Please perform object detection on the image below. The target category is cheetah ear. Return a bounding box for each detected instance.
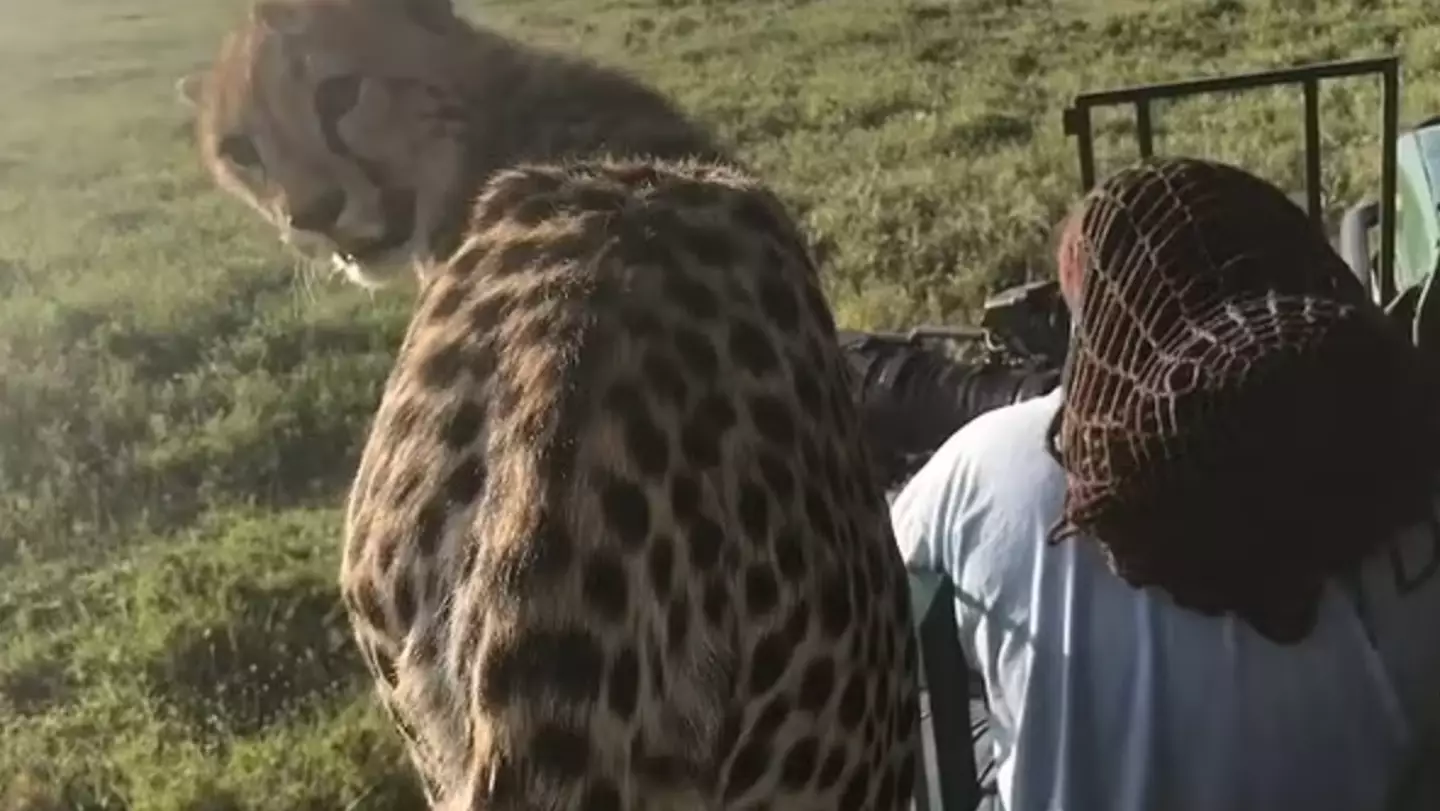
[175,73,205,109]
[251,0,313,35]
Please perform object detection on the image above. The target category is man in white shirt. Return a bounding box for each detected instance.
[891,156,1440,811]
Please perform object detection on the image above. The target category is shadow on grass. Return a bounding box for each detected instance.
[343,775,431,811]
[0,656,76,717]
[144,580,368,744]
[1,777,131,811]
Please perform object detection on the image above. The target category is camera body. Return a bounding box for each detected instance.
[978,279,1070,369]
[840,279,1069,493]
[890,279,1069,371]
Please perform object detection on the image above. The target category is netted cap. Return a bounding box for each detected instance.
[1052,156,1440,642]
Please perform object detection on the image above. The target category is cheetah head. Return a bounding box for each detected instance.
[177,0,475,289]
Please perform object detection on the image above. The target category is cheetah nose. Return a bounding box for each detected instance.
[288,189,346,234]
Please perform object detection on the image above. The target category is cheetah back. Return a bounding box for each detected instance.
[341,157,919,810]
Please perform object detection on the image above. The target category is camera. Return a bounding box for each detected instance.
[840,279,1068,493]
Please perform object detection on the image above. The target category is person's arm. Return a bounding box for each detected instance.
[890,425,995,684]
[890,427,972,579]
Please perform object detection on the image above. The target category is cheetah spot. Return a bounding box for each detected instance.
[798,657,836,714]
[748,395,796,447]
[687,516,724,571]
[531,723,594,779]
[759,277,801,330]
[581,550,630,622]
[673,328,719,378]
[607,644,641,721]
[728,319,779,375]
[1,655,77,717]
[780,735,820,789]
[477,627,605,710]
[598,474,651,548]
[743,564,779,619]
[747,629,792,695]
[663,270,721,320]
[723,735,772,803]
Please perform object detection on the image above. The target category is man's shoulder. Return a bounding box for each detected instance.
[894,386,1065,525]
[933,385,1064,465]
[971,385,1064,431]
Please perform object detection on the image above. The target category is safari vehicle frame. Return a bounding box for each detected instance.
[1063,56,1402,301]
[907,56,1408,811]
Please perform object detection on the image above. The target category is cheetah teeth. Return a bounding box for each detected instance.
[331,252,359,276]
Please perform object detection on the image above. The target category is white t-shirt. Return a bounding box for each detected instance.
[891,387,1440,811]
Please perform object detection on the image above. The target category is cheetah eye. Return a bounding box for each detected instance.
[218,133,262,169]
[315,74,362,124]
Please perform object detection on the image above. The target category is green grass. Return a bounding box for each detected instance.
[3,0,1439,806]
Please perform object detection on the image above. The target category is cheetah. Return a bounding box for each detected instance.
[175,0,732,290]
[329,158,921,809]
[180,3,921,807]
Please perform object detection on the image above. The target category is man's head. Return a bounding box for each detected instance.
[1050,156,1439,643]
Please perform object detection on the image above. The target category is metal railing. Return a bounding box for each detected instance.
[1061,56,1402,302]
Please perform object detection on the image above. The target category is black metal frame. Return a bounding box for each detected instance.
[910,572,981,811]
[1061,56,1402,302]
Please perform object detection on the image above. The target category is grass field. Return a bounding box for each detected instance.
[3,0,1440,807]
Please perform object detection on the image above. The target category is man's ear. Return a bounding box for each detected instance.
[175,73,205,109]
